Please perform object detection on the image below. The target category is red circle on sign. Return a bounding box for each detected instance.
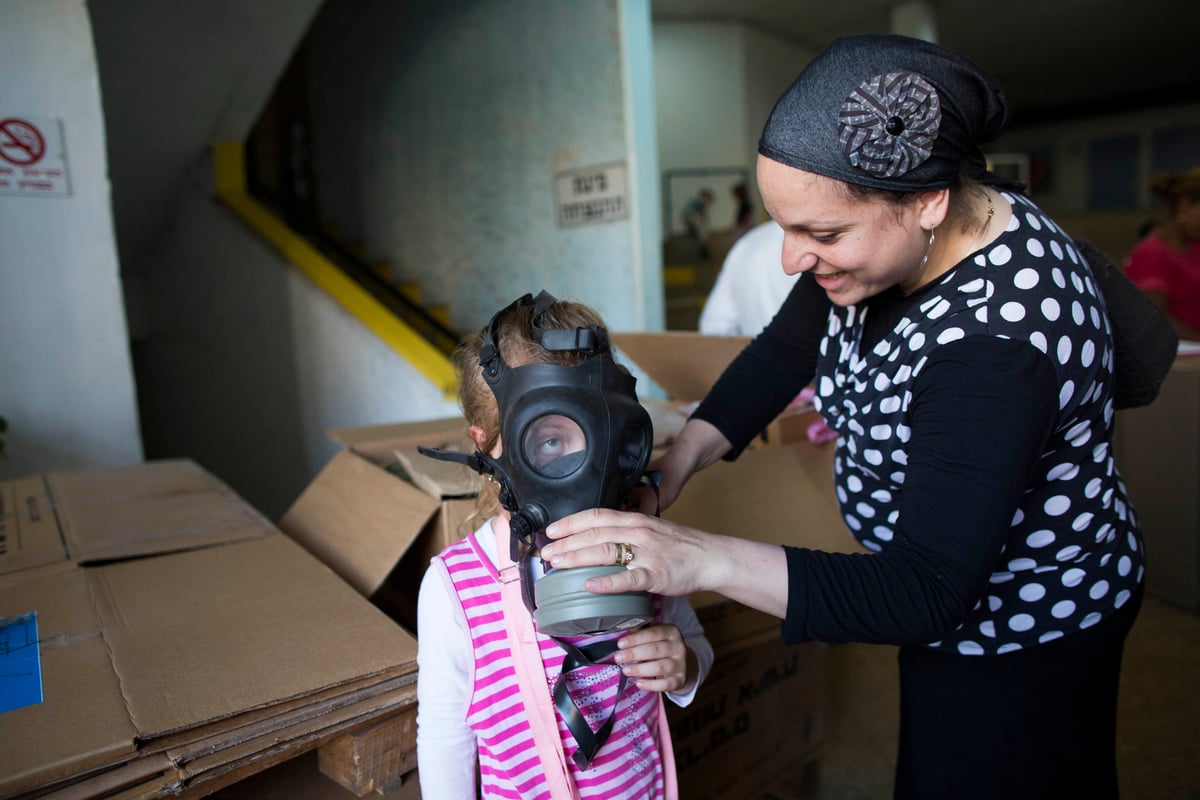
[0,119,46,166]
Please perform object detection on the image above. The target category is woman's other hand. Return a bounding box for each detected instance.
[542,508,790,619]
[645,418,733,514]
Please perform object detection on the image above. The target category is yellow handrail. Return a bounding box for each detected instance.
[212,141,457,399]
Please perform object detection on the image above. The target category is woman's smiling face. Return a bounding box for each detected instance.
[757,155,932,305]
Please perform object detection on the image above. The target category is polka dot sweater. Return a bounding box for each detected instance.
[693,191,1145,656]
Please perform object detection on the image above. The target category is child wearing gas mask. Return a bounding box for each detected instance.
[415,291,712,800]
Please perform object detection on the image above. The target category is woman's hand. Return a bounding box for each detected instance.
[543,509,713,597]
[542,507,791,619]
[614,623,695,694]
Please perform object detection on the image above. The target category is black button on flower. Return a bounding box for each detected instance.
[838,71,941,179]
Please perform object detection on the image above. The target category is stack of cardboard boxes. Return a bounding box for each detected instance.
[0,461,420,799]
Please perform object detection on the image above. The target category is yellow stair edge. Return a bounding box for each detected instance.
[396,282,422,303]
[663,264,697,287]
[212,141,456,399]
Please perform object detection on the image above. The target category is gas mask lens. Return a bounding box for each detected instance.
[523,415,587,477]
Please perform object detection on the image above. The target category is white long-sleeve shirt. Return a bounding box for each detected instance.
[699,220,798,337]
[416,518,714,798]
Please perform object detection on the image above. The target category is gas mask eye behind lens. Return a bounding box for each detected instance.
[523,414,587,477]
[419,290,654,637]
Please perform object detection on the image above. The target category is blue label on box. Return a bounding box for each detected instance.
[1,612,43,714]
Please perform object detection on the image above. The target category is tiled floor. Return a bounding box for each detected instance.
[760,594,1200,800]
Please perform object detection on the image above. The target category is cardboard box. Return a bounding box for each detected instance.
[280,417,482,633]
[644,384,859,798]
[0,460,419,798]
[663,441,861,652]
[612,331,820,447]
[666,638,827,800]
[1114,356,1200,612]
[0,459,273,576]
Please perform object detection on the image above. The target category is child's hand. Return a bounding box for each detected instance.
[613,623,694,694]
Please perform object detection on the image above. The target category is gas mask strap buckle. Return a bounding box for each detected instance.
[416,445,493,478]
[536,326,603,354]
[479,292,536,383]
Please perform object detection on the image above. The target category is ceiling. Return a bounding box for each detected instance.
[650,0,1200,128]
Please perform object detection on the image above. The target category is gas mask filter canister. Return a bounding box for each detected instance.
[420,291,654,637]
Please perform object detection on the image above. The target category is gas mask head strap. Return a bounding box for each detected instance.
[479,290,606,385]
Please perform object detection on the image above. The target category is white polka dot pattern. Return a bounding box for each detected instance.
[813,192,1145,655]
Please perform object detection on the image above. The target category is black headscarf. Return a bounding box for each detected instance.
[759,34,1010,191]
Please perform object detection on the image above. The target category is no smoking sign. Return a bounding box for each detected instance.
[0,116,71,197]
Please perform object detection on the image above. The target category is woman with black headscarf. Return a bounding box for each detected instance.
[542,35,1146,798]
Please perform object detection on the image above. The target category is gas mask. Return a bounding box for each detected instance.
[420,290,654,637]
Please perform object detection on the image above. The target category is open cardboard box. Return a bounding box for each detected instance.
[612,331,822,447]
[279,417,483,634]
[662,440,859,650]
[0,460,418,798]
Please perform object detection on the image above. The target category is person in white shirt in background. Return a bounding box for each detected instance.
[698,220,798,336]
[699,220,833,443]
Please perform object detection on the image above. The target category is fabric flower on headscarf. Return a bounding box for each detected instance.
[838,71,941,179]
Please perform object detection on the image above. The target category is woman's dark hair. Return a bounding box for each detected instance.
[838,164,990,234]
[1151,168,1200,211]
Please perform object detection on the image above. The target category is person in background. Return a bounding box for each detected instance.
[1124,167,1200,341]
[415,292,711,799]
[699,220,797,337]
[543,34,1144,800]
[730,182,754,242]
[681,187,714,259]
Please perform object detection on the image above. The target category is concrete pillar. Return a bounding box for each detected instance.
[890,1,938,43]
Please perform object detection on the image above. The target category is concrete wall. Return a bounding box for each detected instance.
[741,26,816,215]
[992,102,1200,216]
[988,102,1200,265]
[306,0,663,335]
[88,0,326,273]
[652,21,813,236]
[81,0,659,517]
[0,0,142,479]
[132,172,461,518]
